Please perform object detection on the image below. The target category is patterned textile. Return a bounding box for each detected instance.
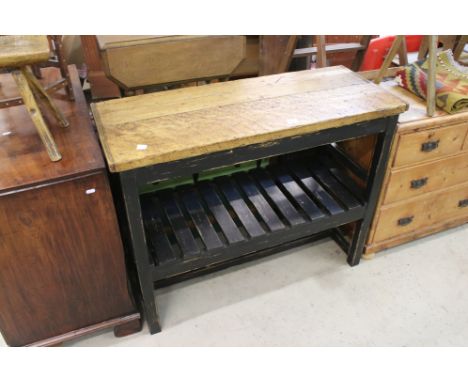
[395,50,468,114]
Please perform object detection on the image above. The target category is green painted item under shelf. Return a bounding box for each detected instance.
[140,158,269,194]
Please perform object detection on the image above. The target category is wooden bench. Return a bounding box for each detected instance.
[92,66,407,333]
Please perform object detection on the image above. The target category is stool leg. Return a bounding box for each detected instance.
[22,67,70,128]
[12,69,62,162]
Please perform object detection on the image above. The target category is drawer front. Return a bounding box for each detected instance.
[384,152,468,204]
[374,182,468,242]
[394,123,468,167]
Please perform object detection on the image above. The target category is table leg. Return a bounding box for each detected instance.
[347,116,398,266]
[120,171,161,334]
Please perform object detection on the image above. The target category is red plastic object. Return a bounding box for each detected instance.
[359,35,423,71]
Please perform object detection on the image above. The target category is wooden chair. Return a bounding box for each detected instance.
[0,35,69,161]
[32,35,75,100]
[292,35,373,70]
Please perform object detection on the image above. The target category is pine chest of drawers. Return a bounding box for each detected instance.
[344,81,468,254]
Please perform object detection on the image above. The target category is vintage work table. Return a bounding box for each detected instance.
[92,66,407,333]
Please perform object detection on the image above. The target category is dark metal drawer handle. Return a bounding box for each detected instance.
[421,140,440,152]
[398,216,414,226]
[410,177,428,189]
[459,199,468,208]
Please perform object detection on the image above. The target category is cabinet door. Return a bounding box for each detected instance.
[0,173,135,346]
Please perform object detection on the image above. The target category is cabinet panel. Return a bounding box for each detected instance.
[0,173,135,346]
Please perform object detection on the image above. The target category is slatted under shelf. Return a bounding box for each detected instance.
[141,148,366,281]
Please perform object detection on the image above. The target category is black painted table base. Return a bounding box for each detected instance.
[117,116,398,334]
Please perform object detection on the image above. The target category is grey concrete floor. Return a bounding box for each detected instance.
[1,224,467,346]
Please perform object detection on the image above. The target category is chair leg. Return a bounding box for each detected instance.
[22,66,69,128]
[315,35,327,68]
[12,69,62,162]
[50,35,75,101]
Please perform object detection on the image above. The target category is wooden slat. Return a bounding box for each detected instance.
[233,172,285,232]
[358,66,404,81]
[318,155,365,201]
[293,43,365,58]
[95,68,362,126]
[216,177,265,238]
[180,187,224,251]
[289,163,344,215]
[272,167,325,220]
[92,66,408,172]
[307,162,360,210]
[198,182,245,244]
[141,198,178,264]
[252,169,305,226]
[159,193,200,258]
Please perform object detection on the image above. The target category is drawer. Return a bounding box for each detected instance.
[393,123,468,167]
[373,182,468,243]
[384,152,468,204]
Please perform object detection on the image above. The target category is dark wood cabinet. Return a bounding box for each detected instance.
[0,66,140,346]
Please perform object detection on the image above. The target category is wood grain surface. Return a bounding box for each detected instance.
[0,173,137,346]
[393,122,468,167]
[0,66,138,346]
[99,35,246,89]
[373,180,468,242]
[92,66,408,172]
[0,35,50,67]
[380,80,446,123]
[0,66,104,194]
[259,36,297,75]
[384,151,468,204]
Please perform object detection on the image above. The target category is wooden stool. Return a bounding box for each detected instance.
[0,35,69,161]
